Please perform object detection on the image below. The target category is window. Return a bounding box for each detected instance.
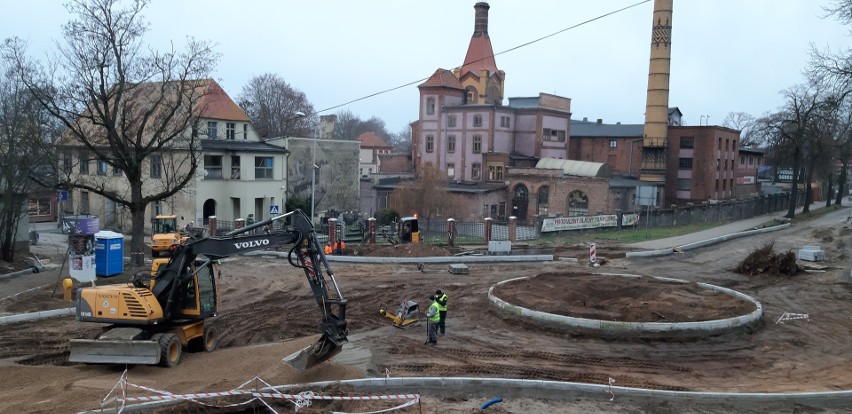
[447,163,455,178]
[500,116,510,128]
[487,163,503,181]
[725,139,729,150]
[113,164,121,176]
[243,124,248,140]
[231,155,241,179]
[426,135,434,153]
[226,122,236,140]
[207,121,218,139]
[255,156,273,179]
[740,155,745,165]
[473,135,482,153]
[62,152,72,173]
[609,140,617,148]
[150,155,162,178]
[97,159,107,176]
[204,155,223,179]
[498,201,506,218]
[678,158,693,169]
[81,191,90,214]
[718,137,722,150]
[567,190,588,216]
[152,200,161,217]
[426,97,435,115]
[537,186,550,216]
[465,87,477,104]
[447,136,456,153]
[471,162,481,180]
[542,128,566,142]
[473,115,482,127]
[447,115,456,127]
[677,179,692,191]
[680,136,694,148]
[79,152,89,174]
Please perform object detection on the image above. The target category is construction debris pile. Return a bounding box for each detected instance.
[735,242,799,277]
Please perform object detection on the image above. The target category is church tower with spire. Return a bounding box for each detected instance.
[453,2,505,105]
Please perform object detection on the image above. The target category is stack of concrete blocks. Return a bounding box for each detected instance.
[797,245,825,262]
[448,264,469,275]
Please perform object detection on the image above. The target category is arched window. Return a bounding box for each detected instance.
[537,186,549,216]
[465,86,478,104]
[512,184,529,222]
[567,190,588,216]
[202,199,217,224]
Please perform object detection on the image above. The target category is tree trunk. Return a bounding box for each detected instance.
[129,183,147,266]
[785,147,800,219]
[826,171,833,208]
[835,160,848,206]
[803,163,813,214]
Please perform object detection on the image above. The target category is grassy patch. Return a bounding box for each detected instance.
[791,203,848,223]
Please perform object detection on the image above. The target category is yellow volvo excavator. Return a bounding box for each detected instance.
[69,209,348,370]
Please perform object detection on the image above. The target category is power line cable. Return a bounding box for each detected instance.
[315,0,651,115]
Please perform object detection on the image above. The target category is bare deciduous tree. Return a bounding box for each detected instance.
[4,0,218,265]
[237,73,314,139]
[0,57,56,261]
[332,109,392,142]
[389,126,412,153]
[389,163,463,220]
[722,111,760,147]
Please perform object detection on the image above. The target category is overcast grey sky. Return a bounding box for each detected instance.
[2,1,849,134]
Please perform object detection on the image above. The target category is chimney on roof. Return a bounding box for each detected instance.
[583,117,588,122]
[473,2,490,38]
[596,118,603,125]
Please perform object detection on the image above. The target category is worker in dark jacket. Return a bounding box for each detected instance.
[435,289,448,335]
[425,295,440,345]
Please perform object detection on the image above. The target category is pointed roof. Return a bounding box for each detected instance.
[419,69,464,90]
[199,79,251,122]
[460,2,498,76]
[357,131,392,148]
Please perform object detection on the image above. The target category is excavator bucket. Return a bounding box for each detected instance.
[282,334,343,370]
[69,339,160,365]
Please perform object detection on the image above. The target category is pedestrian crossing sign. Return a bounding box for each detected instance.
[269,205,280,215]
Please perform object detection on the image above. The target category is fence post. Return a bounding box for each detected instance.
[208,216,217,237]
[484,217,493,242]
[368,218,376,246]
[508,216,517,243]
[447,218,456,247]
[328,218,337,250]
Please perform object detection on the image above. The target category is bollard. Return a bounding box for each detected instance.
[368,217,376,246]
[63,278,74,302]
[447,218,456,247]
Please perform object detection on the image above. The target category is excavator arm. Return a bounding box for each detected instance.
[167,210,348,368]
[74,209,347,370]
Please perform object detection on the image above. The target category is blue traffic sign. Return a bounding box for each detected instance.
[269,205,280,215]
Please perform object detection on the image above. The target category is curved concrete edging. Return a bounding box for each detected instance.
[244,250,553,264]
[626,223,790,258]
[80,376,852,413]
[488,273,762,336]
[0,307,75,325]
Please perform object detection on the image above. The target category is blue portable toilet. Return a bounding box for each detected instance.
[95,231,124,277]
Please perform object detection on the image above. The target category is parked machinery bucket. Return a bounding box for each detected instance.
[68,339,160,365]
[282,334,343,371]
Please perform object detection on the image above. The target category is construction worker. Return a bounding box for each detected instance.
[324,243,333,255]
[424,295,440,345]
[335,239,346,255]
[435,289,448,335]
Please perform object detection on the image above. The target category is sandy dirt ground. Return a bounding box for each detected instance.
[1,210,851,413]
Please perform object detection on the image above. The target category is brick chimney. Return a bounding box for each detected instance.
[473,2,490,38]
